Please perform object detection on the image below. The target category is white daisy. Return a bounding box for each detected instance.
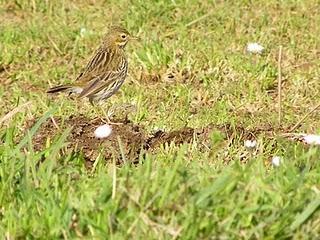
[302,134,320,145]
[272,156,281,167]
[80,27,87,37]
[247,42,264,54]
[244,140,257,148]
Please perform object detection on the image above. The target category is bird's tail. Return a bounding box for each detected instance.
[47,85,72,94]
[47,85,83,94]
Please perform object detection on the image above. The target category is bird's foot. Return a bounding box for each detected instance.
[99,116,123,125]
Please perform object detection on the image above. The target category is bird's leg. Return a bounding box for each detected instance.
[100,106,123,125]
[89,99,107,123]
[91,99,123,125]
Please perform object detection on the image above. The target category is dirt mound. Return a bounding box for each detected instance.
[31,115,276,165]
[33,115,145,164]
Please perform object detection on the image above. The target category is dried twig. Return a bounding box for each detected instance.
[112,158,117,200]
[0,101,32,126]
[139,212,182,238]
[117,136,127,163]
[186,11,214,27]
[50,116,60,130]
[290,102,320,132]
[278,46,283,127]
[47,35,63,55]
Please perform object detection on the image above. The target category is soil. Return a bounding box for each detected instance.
[30,115,277,166]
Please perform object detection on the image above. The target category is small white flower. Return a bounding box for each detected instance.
[244,140,257,148]
[94,124,112,139]
[80,27,87,37]
[272,156,281,167]
[247,42,264,54]
[302,134,320,145]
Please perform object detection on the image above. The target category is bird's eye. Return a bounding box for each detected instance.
[121,34,127,39]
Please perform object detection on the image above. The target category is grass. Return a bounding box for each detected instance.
[1,0,320,238]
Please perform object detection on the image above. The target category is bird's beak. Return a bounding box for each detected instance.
[130,36,140,41]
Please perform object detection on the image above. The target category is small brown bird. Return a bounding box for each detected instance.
[47,26,137,104]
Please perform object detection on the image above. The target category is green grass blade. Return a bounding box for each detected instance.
[15,109,55,152]
[196,170,236,206]
[290,196,320,231]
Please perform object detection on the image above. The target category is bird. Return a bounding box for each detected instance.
[47,25,138,105]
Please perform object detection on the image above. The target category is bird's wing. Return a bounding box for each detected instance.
[76,47,113,81]
[78,71,123,99]
[75,46,127,99]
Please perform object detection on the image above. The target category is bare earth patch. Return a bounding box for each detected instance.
[31,115,278,166]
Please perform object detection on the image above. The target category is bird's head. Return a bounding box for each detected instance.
[104,26,138,49]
